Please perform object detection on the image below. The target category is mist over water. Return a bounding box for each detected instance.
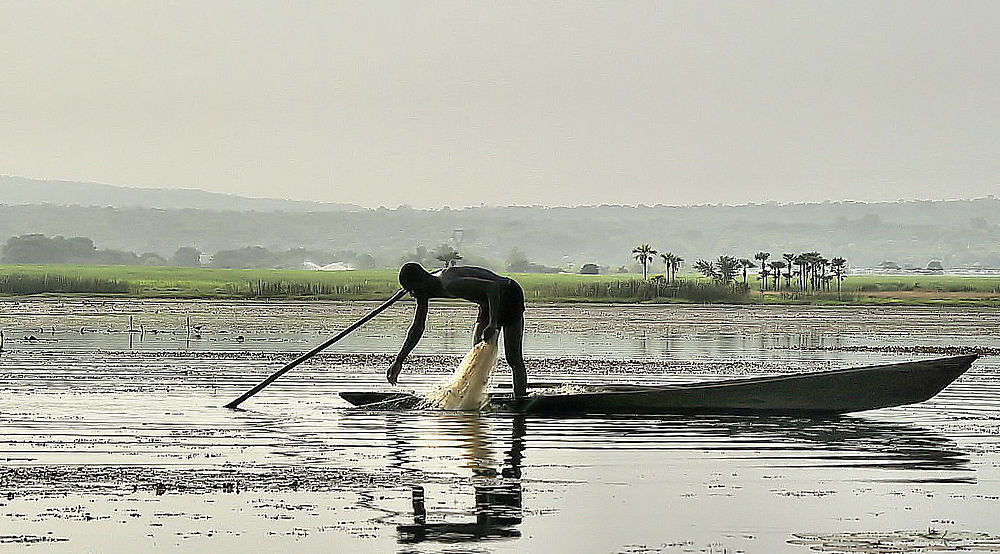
[1,299,999,552]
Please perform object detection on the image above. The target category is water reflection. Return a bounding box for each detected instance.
[730,416,971,475]
[396,415,526,545]
[368,410,971,547]
[522,414,972,477]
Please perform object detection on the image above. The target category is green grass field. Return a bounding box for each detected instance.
[838,274,1000,293]
[0,265,402,299]
[1,264,999,305]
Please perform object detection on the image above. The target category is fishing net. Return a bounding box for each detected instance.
[424,338,500,411]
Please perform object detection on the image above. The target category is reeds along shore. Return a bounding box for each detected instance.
[0,265,999,305]
[0,272,129,295]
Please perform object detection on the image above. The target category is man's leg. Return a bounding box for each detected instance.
[503,315,527,398]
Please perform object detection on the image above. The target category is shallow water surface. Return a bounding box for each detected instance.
[1,299,999,552]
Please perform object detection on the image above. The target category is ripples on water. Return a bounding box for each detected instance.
[1,299,1000,552]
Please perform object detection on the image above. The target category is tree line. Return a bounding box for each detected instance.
[0,234,842,297]
[632,244,849,298]
[747,251,848,296]
[0,234,201,267]
[0,234,372,270]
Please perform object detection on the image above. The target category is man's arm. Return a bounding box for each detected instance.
[387,297,428,385]
[483,281,500,341]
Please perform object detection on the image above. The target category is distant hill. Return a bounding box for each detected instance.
[1,195,999,270]
[0,176,362,212]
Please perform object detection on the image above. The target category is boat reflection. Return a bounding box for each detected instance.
[509,413,972,478]
[396,415,526,544]
[621,414,972,475]
[722,415,972,474]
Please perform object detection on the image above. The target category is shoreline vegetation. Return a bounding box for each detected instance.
[2,265,1000,306]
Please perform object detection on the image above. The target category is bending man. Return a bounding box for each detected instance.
[387,262,527,398]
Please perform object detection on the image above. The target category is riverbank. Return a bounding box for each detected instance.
[1,264,999,306]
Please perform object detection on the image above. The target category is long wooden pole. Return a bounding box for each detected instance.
[224,288,408,409]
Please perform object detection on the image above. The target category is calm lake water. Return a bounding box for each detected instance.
[1,299,999,553]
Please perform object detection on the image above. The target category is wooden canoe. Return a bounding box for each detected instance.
[339,354,978,415]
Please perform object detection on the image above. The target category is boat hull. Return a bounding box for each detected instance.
[340,355,978,416]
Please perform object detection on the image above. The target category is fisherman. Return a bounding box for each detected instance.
[387,262,527,398]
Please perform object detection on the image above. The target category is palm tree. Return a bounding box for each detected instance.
[818,256,830,291]
[632,244,658,280]
[754,252,770,291]
[769,261,786,290]
[831,257,847,298]
[738,258,754,285]
[660,252,684,282]
[793,254,807,290]
[693,259,718,281]
[802,251,822,291]
[782,253,795,288]
[671,255,684,282]
[716,255,739,284]
[660,252,677,281]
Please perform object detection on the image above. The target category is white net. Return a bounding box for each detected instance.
[424,339,500,411]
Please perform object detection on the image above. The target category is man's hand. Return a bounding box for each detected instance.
[387,362,403,385]
[481,325,498,344]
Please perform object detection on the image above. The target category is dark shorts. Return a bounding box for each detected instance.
[499,279,525,326]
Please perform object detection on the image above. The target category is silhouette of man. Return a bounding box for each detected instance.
[398,415,527,544]
[387,262,527,398]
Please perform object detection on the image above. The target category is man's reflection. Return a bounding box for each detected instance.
[398,415,526,544]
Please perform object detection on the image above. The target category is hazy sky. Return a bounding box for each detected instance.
[2,1,997,208]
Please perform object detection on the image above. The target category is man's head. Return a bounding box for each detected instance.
[399,262,437,295]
